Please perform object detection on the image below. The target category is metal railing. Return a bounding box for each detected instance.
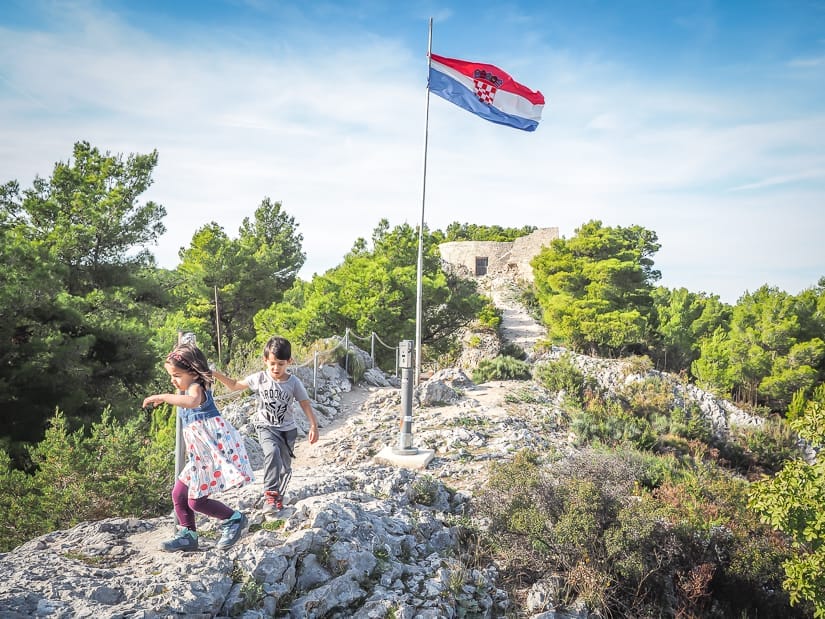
[211,328,400,402]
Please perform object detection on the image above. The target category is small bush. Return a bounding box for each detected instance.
[434,336,463,369]
[0,407,174,552]
[621,354,654,377]
[572,395,657,450]
[477,300,502,330]
[533,354,594,405]
[519,287,542,322]
[619,376,674,418]
[500,342,527,360]
[668,404,714,443]
[330,346,366,382]
[472,355,531,383]
[732,415,802,473]
[410,475,440,506]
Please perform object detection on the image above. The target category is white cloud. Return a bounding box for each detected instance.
[1,3,823,305]
[789,55,825,68]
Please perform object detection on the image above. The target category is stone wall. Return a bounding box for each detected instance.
[511,228,559,281]
[438,240,512,277]
[438,227,559,282]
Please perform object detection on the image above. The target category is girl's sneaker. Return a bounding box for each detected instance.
[217,511,248,550]
[161,527,198,552]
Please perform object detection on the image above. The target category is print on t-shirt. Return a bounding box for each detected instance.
[261,387,292,425]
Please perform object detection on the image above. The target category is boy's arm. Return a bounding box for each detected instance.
[212,368,249,392]
[299,399,319,444]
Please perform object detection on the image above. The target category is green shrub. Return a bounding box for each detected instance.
[621,354,654,377]
[330,345,366,382]
[572,395,657,450]
[472,355,531,383]
[499,342,527,360]
[519,287,542,323]
[732,415,802,473]
[433,336,462,369]
[533,354,593,404]
[0,449,44,551]
[749,400,825,617]
[668,404,714,443]
[410,475,439,506]
[477,300,502,330]
[619,376,674,418]
[786,387,809,423]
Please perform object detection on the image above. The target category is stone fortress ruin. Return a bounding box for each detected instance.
[438,227,559,282]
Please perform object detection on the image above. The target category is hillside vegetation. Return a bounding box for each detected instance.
[1,142,824,616]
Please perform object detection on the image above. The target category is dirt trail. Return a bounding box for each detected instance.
[292,383,375,468]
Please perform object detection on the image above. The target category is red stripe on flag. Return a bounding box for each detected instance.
[430,53,544,105]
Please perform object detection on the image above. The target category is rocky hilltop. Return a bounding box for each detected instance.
[0,277,770,619]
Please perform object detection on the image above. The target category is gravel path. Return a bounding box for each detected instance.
[482,275,546,354]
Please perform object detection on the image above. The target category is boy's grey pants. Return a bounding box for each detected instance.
[257,426,298,496]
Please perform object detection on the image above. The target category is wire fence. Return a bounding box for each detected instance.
[213,328,400,402]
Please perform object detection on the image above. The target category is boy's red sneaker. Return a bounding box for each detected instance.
[263,490,282,515]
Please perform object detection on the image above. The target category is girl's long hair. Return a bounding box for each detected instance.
[166,343,214,390]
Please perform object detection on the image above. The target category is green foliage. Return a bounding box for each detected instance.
[694,285,825,412]
[651,286,731,374]
[0,142,169,453]
[0,448,42,550]
[788,388,810,423]
[691,327,736,396]
[621,354,654,377]
[531,220,661,356]
[619,376,674,419]
[533,355,588,402]
[572,394,658,450]
[176,198,305,365]
[788,384,825,424]
[442,222,537,242]
[410,475,439,506]
[519,286,543,323]
[0,407,174,552]
[731,415,802,473]
[472,355,532,383]
[749,399,825,617]
[476,300,501,330]
[499,342,526,361]
[9,141,166,292]
[667,404,714,444]
[332,345,366,383]
[255,220,486,368]
[481,448,799,617]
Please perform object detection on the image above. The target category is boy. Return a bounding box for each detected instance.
[213,336,318,516]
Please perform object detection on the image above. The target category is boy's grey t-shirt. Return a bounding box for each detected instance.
[244,372,309,430]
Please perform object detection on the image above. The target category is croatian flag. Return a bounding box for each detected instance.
[428,53,544,132]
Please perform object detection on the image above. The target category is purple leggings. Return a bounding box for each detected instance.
[172,480,234,531]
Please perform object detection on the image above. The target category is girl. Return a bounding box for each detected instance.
[143,343,254,552]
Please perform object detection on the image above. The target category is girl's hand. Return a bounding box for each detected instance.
[142,394,165,408]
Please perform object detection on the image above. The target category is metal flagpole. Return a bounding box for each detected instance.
[214,286,222,364]
[414,17,434,386]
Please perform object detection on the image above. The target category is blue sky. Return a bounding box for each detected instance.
[1,0,823,304]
